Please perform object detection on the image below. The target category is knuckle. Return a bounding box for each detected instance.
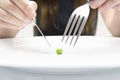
[0,8,8,19]
[0,20,5,25]
[24,4,32,11]
[4,1,14,10]
[112,0,120,4]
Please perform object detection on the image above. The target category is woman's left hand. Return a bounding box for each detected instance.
[90,0,120,12]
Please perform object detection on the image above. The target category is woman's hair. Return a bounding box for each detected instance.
[34,0,97,35]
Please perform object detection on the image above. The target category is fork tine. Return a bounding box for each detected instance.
[65,14,79,43]
[62,14,76,42]
[73,17,87,46]
[62,0,91,46]
[70,16,83,45]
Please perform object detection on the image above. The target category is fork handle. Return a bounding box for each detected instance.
[88,0,93,4]
[88,0,93,1]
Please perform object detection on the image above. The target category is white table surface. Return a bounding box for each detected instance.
[0,36,120,80]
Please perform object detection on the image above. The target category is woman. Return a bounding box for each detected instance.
[34,0,97,36]
[0,0,120,38]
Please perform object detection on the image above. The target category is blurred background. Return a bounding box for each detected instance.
[16,12,112,38]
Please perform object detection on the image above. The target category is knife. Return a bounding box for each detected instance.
[32,19,51,47]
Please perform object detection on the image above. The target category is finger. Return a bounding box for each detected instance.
[99,0,120,11]
[0,8,28,27]
[26,1,38,18]
[0,0,31,23]
[90,0,107,9]
[29,1,38,11]
[11,0,37,18]
[0,20,22,30]
[113,4,120,11]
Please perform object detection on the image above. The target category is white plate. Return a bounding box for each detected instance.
[0,36,120,73]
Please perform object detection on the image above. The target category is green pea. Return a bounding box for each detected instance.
[56,48,63,55]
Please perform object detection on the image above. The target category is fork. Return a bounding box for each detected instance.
[62,0,92,47]
[32,19,51,47]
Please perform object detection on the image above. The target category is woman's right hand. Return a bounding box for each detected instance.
[0,0,37,30]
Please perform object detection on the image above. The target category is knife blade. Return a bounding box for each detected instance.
[32,19,51,47]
